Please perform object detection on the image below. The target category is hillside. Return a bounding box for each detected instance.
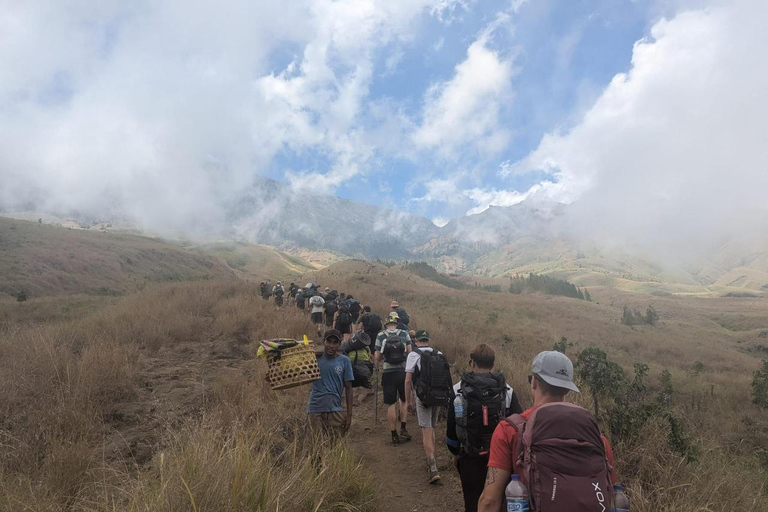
[0,217,236,297]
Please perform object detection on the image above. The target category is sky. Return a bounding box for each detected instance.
[1,0,767,248]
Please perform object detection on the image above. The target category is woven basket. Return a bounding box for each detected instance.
[267,342,321,391]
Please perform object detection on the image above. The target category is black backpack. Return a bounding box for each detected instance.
[393,307,409,324]
[336,304,353,325]
[414,348,452,407]
[456,372,507,456]
[382,332,406,364]
[324,301,338,316]
[274,286,284,297]
[361,313,383,336]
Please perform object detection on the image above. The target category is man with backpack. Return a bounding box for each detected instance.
[324,297,338,328]
[358,306,383,344]
[295,288,306,311]
[346,295,362,324]
[478,351,616,512]
[272,281,285,307]
[405,330,453,484]
[446,344,523,512]
[309,293,325,332]
[374,313,413,445]
[390,300,410,331]
[334,299,355,341]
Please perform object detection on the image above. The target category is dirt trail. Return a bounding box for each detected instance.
[105,332,466,511]
[348,391,465,512]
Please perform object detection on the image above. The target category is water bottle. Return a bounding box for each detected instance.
[505,474,529,512]
[454,393,465,420]
[612,484,630,512]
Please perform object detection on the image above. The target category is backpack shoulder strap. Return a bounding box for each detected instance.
[505,414,528,474]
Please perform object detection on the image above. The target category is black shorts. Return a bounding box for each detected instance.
[311,312,323,324]
[381,370,406,405]
[335,322,351,334]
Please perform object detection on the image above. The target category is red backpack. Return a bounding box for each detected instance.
[506,402,614,512]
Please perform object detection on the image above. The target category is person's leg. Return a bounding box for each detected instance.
[457,455,488,512]
[395,371,410,440]
[382,372,400,444]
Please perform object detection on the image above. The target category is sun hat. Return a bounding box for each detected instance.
[531,351,580,393]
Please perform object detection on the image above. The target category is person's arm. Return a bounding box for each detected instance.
[478,422,515,512]
[405,371,415,414]
[477,466,511,512]
[507,389,524,415]
[446,386,460,457]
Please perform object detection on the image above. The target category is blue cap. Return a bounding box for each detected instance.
[510,475,520,480]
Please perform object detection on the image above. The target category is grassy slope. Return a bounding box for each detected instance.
[193,241,319,283]
[0,218,237,297]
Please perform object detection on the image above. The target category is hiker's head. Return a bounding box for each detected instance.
[390,300,399,309]
[470,344,495,370]
[414,330,430,345]
[323,329,343,357]
[347,295,354,300]
[529,351,579,402]
[385,313,399,330]
[325,287,330,292]
[363,305,371,313]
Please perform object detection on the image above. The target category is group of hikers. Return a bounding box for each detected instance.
[270,281,624,512]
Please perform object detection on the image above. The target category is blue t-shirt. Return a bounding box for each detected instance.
[307,354,354,413]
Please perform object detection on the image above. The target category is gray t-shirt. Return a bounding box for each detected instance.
[374,329,412,373]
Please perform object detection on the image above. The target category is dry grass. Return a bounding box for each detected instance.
[1,258,767,511]
[0,217,235,297]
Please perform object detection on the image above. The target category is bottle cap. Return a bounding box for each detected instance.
[614,484,625,490]
[510,474,520,481]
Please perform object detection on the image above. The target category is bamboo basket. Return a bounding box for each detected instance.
[267,341,321,391]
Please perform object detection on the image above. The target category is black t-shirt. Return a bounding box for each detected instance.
[360,313,382,337]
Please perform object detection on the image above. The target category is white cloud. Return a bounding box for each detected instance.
[0,0,464,234]
[432,216,450,227]
[412,37,513,158]
[508,0,768,253]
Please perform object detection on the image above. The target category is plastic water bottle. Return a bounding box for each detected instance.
[505,474,529,512]
[454,393,465,420]
[612,484,630,512]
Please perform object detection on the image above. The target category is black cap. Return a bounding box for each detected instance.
[323,329,342,341]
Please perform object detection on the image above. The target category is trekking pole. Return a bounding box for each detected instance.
[374,366,379,426]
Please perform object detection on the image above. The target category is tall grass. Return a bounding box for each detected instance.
[0,280,371,512]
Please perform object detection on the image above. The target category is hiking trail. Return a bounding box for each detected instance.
[105,332,465,511]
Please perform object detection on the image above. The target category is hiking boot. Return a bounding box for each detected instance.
[427,458,441,485]
[399,428,412,442]
[391,432,400,445]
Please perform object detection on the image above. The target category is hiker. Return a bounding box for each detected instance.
[288,282,298,299]
[390,300,410,331]
[307,329,354,435]
[261,280,272,300]
[272,281,285,307]
[324,296,338,328]
[358,306,383,345]
[373,313,413,445]
[334,298,355,342]
[477,351,616,512]
[309,293,325,331]
[346,295,362,325]
[342,330,373,390]
[446,344,523,512]
[296,288,306,311]
[322,286,331,299]
[405,330,453,484]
